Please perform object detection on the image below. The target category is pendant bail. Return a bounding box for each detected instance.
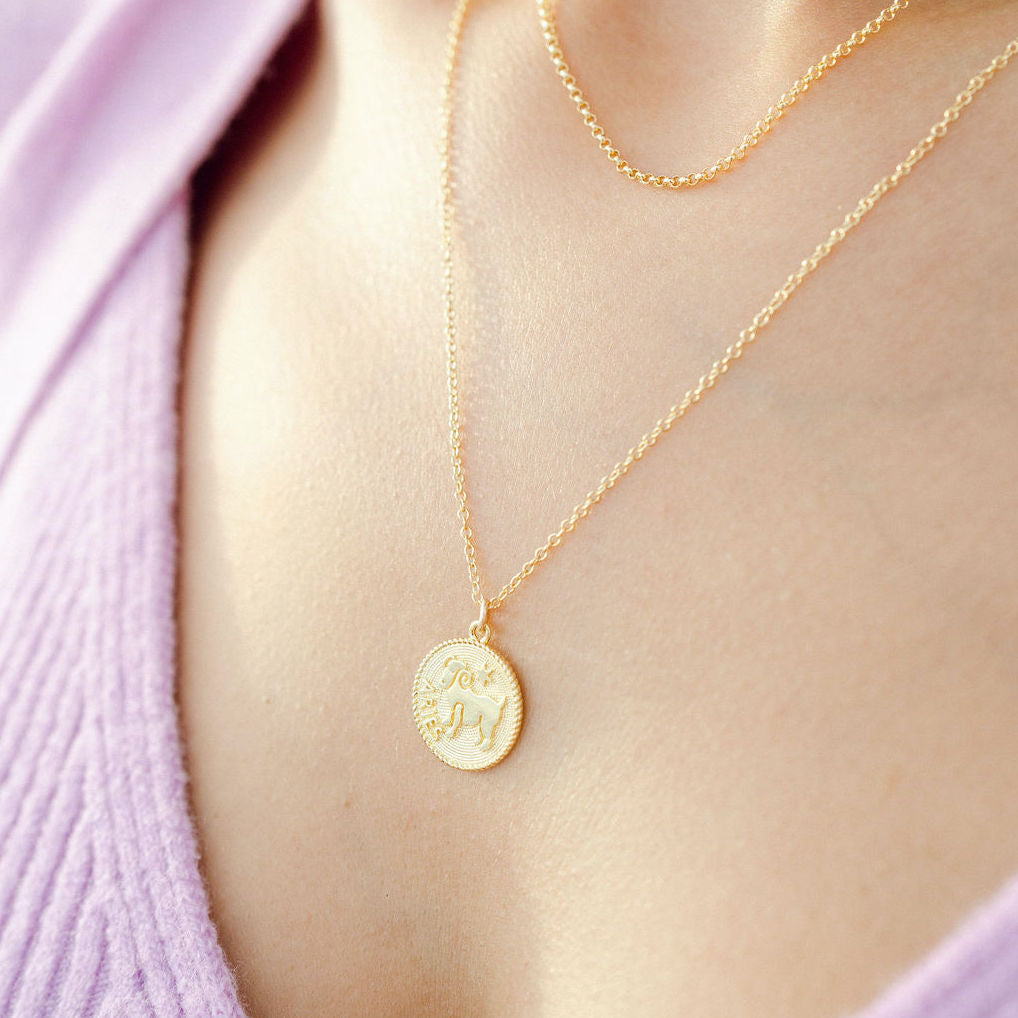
[469,599,490,644]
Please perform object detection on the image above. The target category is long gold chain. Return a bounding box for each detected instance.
[538,0,910,188]
[441,0,1017,618]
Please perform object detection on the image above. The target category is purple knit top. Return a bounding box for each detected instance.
[0,2,1017,1015]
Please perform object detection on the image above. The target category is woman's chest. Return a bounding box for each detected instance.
[176,35,1018,1008]
[177,188,1018,1018]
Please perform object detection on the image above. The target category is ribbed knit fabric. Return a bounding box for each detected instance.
[0,2,1017,1016]
[0,2,306,1015]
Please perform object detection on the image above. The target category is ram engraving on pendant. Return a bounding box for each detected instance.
[436,656,506,751]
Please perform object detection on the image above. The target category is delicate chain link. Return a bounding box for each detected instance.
[441,0,1018,614]
[441,0,484,610]
[538,0,910,188]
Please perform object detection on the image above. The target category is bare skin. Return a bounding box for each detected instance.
[177,2,1018,1016]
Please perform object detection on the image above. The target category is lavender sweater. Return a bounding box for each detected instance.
[1,1,1017,1015]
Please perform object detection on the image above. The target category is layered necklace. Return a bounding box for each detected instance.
[411,0,1018,770]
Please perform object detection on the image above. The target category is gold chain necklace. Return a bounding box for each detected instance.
[411,0,1018,771]
[538,0,910,188]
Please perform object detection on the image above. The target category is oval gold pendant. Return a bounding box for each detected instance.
[412,637,523,770]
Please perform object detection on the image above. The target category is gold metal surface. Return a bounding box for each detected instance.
[413,638,523,770]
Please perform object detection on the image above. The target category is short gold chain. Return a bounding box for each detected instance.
[441,0,1017,615]
[538,0,910,188]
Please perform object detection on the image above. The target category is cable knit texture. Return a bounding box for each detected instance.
[0,1,1017,1015]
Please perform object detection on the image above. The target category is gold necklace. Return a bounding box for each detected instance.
[538,0,911,188]
[411,0,1018,771]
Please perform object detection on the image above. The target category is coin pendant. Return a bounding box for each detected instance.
[412,637,523,770]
